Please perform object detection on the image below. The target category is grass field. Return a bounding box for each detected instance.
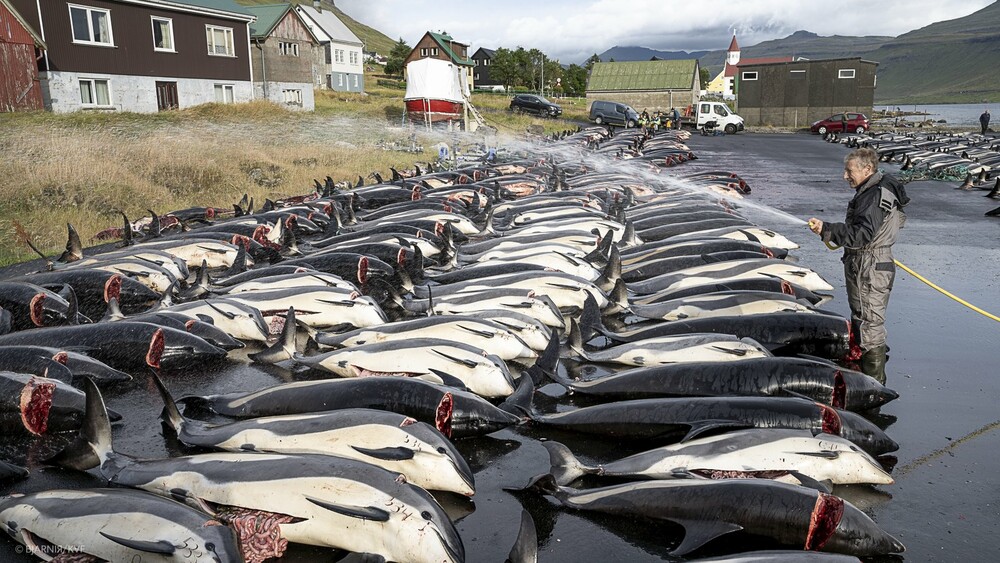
[0,82,584,267]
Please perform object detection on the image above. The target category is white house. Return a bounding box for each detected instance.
[294,3,363,92]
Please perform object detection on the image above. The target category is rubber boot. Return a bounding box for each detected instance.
[861,345,888,386]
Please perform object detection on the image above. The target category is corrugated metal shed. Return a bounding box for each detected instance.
[588,60,697,91]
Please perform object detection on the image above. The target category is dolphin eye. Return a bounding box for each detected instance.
[205,542,215,551]
[437,447,447,454]
[421,511,432,520]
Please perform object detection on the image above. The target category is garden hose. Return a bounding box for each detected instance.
[819,239,1000,323]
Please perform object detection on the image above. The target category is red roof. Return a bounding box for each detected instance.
[724,56,794,77]
[728,35,739,52]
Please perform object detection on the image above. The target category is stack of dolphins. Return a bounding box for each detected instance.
[0,124,905,562]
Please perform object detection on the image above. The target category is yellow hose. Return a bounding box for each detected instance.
[821,240,1000,323]
[892,259,1000,323]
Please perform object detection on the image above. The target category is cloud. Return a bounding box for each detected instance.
[337,0,994,63]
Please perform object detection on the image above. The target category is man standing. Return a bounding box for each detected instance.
[980,109,991,135]
[808,148,910,384]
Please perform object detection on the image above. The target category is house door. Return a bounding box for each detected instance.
[155,81,178,111]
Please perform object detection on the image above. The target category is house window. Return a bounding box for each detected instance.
[214,84,235,104]
[334,49,344,63]
[69,4,113,46]
[838,69,856,79]
[350,51,358,65]
[151,17,174,52]
[79,78,111,107]
[206,25,234,56]
[484,58,490,66]
[789,69,806,79]
[475,73,480,80]
[353,75,359,88]
[431,47,438,56]
[741,71,758,81]
[279,42,299,56]
[420,48,427,57]
[282,89,302,105]
[338,74,343,87]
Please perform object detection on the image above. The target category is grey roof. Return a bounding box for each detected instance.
[473,47,495,59]
[294,4,362,46]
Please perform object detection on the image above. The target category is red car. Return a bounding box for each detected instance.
[810,112,870,134]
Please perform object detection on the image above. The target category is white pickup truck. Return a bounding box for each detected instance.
[681,101,745,134]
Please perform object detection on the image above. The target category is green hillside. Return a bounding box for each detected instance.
[862,1,1000,103]
[235,0,396,55]
[698,31,892,77]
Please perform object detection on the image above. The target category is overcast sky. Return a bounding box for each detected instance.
[336,0,994,63]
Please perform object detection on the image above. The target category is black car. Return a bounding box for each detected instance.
[509,94,562,117]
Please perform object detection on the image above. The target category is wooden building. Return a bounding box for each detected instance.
[8,0,255,112]
[586,60,701,113]
[404,31,474,89]
[0,0,45,111]
[471,47,501,90]
[247,3,320,110]
[736,57,879,127]
[294,2,364,92]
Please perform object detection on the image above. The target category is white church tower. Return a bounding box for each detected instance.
[726,33,740,66]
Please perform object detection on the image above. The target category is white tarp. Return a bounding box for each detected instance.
[404,58,469,103]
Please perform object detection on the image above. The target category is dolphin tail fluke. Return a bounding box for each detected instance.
[535,331,561,376]
[583,229,614,269]
[565,318,590,360]
[44,378,113,471]
[506,473,566,502]
[180,260,212,300]
[986,177,1000,199]
[249,307,297,364]
[118,212,134,247]
[507,509,538,563]
[542,441,596,486]
[222,244,248,278]
[57,223,83,263]
[595,245,621,293]
[150,370,186,434]
[498,370,534,418]
[281,223,301,256]
[578,294,603,344]
[100,297,125,322]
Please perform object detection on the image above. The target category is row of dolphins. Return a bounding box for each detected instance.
[0,124,905,562]
[824,128,1000,214]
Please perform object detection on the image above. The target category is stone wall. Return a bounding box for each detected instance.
[43,71,253,113]
[586,90,699,114]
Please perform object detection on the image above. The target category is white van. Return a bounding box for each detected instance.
[686,101,745,134]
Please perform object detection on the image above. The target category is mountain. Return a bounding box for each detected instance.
[236,0,396,55]
[861,1,1000,103]
[594,1,1000,104]
[598,46,709,62]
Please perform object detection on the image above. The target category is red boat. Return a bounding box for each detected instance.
[404,98,463,122]
[404,58,468,124]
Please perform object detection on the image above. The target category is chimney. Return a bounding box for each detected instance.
[313,0,321,12]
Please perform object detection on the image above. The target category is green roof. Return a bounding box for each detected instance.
[246,3,290,37]
[429,31,473,66]
[587,60,698,92]
[162,0,253,18]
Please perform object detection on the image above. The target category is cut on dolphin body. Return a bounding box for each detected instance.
[48,379,466,563]
[153,373,475,496]
[0,488,244,563]
[512,475,904,557]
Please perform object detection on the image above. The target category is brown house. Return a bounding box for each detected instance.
[404,31,474,87]
[0,0,45,111]
[247,3,321,111]
[8,0,255,112]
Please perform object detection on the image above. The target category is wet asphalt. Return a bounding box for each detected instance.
[2,130,999,562]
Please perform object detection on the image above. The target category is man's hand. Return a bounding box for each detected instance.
[808,218,823,235]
